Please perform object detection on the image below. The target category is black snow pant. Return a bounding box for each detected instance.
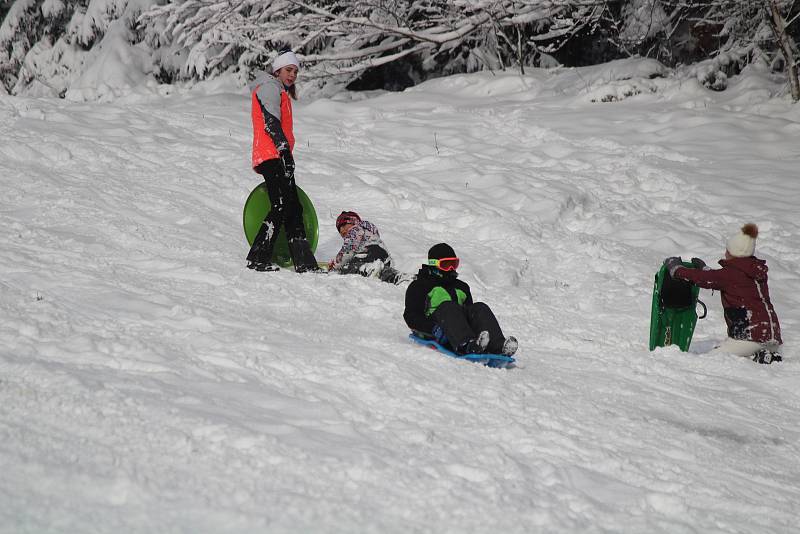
[246,159,317,271]
[432,301,507,354]
[339,245,403,284]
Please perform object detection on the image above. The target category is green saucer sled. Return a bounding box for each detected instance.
[242,183,319,268]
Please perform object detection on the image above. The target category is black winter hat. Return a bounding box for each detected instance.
[428,243,456,260]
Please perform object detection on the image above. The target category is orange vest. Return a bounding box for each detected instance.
[251,85,295,169]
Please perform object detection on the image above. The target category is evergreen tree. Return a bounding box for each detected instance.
[1,0,159,95]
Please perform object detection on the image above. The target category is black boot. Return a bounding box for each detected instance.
[288,239,322,273]
[753,349,782,364]
[467,302,507,354]
[457,330,490,355]
[247,261,280,272]
[501,336,518,356]
[379,266,415,285]
[246,220,281,272]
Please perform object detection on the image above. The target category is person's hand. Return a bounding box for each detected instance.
[690,257,707,270]
[663,256,683,277]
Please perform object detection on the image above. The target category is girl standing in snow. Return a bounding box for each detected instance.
[328,211,412,285]
[246,48,320,273]
[664,223,783,363]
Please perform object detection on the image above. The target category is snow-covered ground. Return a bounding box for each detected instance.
[1,59,799,533]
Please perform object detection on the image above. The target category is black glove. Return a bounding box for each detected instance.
[690,257,707,270]
[663,256,683,277]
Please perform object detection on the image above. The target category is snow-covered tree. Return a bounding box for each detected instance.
[138,0,289,82]
[605,0,678,61]
[763,0,799,100]
[1,0,160,96]
[1,0,71,91]
[138,0,610,88]
[600,0,799,100]
[689,0,800,100]
[3,0,798,100]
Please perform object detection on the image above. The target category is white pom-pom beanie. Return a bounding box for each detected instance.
[272,49,300,73]
[726,223,758,258]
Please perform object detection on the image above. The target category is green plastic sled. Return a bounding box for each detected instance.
[242,183,319,268]
[649,262,706,352]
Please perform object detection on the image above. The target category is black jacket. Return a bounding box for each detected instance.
[403,266,473,334]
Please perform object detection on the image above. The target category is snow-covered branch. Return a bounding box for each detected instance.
[3,0,798,99]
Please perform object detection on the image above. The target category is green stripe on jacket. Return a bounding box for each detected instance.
[425,286,467,316]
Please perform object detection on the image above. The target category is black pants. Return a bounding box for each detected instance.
[432,301,507,353]
[338,245,403,284]
[247,159,306,264]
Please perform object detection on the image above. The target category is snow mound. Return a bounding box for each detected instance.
[1,60,799,532]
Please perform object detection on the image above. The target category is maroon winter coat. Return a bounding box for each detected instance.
[674,257,782,345]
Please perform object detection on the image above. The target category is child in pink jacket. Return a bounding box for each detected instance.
[329,211,413,285]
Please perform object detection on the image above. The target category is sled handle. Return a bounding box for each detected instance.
[696,300,707,319]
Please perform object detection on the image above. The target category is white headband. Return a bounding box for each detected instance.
[272,50,300,73]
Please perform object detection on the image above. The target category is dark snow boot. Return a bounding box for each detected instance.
[380,268,415,285]
[501,336,518,356]
[288,238,322,273]
[378,266,413,285]
[458,330,490,355]
[753,349,782,364]
[466,302,507,354]
[247,218,280,269]
[247,261,280,272]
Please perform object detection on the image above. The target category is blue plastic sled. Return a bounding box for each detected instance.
[408,333,515,369]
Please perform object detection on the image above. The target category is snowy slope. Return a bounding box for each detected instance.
[1,59,799,533]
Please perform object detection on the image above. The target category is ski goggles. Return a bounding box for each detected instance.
[427,257,460,271]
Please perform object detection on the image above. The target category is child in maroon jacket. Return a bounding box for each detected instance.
[664,223,783,363]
